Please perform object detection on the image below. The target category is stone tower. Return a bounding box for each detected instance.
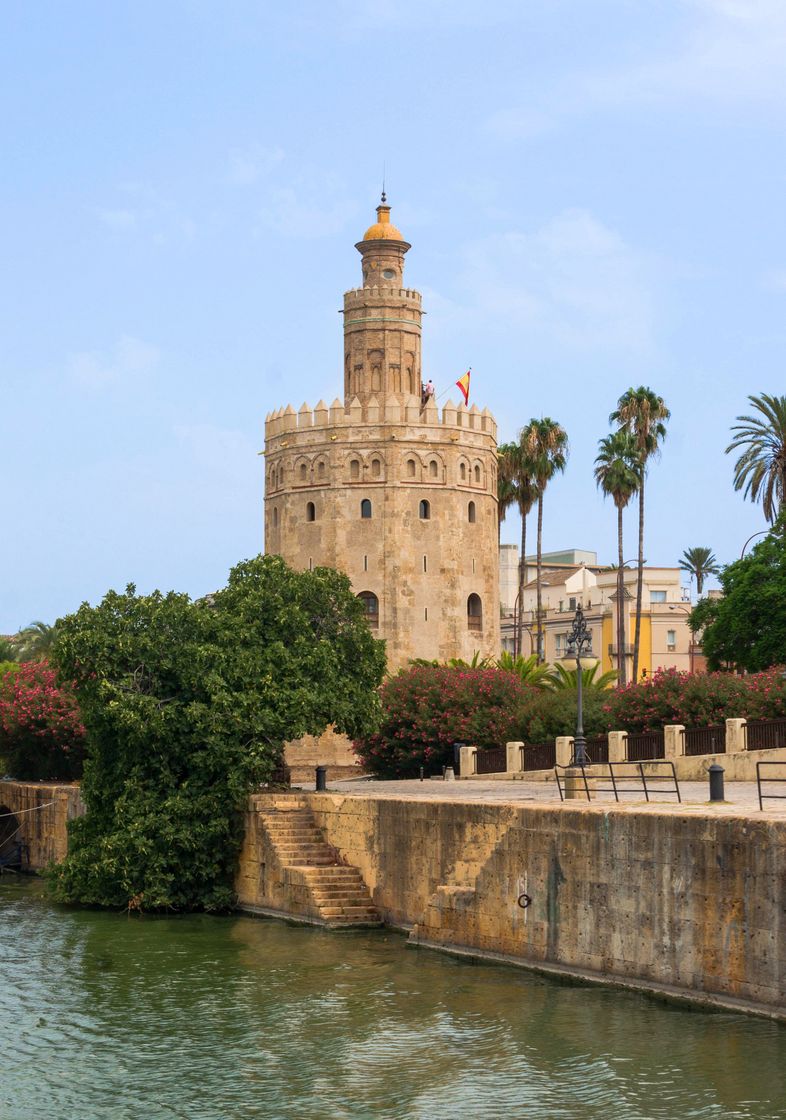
[264,198,500,670]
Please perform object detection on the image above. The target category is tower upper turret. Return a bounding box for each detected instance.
[344,197,422,404]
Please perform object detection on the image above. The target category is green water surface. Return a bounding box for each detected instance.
[1,877,784,1119]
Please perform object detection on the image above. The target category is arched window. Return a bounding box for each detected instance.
[272,506,278,528]
[371,458,381,479]
[407,458,416,478]
[474,464,481,484]
[357,591,379,629]
[459,463,467,481]
[299,463,308,482]
[419,499,430,520]
[306,502,316,522]
[317,460,326,479]
[467,594,483,631]
[468,501,476,523]
[350,459,360,481]
[361,499,372,519]
[429,460,438,478]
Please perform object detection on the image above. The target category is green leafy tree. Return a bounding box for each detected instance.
[688,529,786,672]
[610,387,670,683]
[594,431,640,686]
[0,638,17,661]
[50,555,385,912]
[679,546,720,597]
[726,393,786,524]
[14,621,57,661]
[497,440,539,656]
[522,418,569,662]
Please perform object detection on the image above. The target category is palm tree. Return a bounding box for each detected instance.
[522,418,569,662]
[15,621,58,661]
[548,661,618,691]
[496,651,557,691]
[610,387,670,683]
[594,431,640,686]
[496,446,518,547]
[497,441,539,656]
[726,393,786,524]
[679,547,720,597]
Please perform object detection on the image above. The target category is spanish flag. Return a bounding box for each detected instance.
[456,369,471,405]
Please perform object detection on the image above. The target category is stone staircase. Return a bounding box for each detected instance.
[258,799,382,929]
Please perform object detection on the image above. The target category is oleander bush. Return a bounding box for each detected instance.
[0,660,85,780]
[355,666,526,779]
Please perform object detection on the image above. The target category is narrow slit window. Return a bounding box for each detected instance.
[419,499,430,520]
[468,501,476,523]
[361,499,372,519]
[423,555,427,573]
[306,501,316,522]
[350,459,360,481]
[364,555,368,572]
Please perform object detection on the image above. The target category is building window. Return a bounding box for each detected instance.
[306,502,316,522]
[651,590,667,603]
[460,463,466,481]
[371,458,381,478]
[667,629,677,651]
[357,591,379,628]
[429,460,438,478]
[407,458,416,478]
[468,501,476,523]
[364,555,368,572]
[467,594,483,631]
[317,461,326,479]
[425,607,428,621]
[569,597,577,610]
[419,499,430,520]
[299,463,308,482]
[472,558,476,574]
[272,506,278,528]
[423,555,427,572]
[350,459,360,481]
[474,464,481,484]
[361,499,372,519]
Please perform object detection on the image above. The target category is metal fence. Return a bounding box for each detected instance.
[747,718,786,751]
[585,735,609,764]
[474,746,508,775]
[756,761,786,810]
[626,731,665,761]
[555,761,680,803]
[683,725,726,756]
[521,741,556,771]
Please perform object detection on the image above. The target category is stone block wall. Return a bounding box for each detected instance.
[0,781,84,870]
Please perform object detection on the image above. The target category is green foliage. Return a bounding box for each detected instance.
[0,661,19,679]
[0,638,18,661]
[355,666,526,779]
[726,393,786,524]
[0,660,85,780]
[14,621,58,661]
[517,688,609,744]
[692,530,786,671]
[50,555,385,912]
[496,652,555,690]
[547,662,618,691]
[679,547,720,596]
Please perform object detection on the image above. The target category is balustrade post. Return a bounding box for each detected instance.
[555,736,574,768]
[664,725,685,761]
[726,718,747,753]
[608,731,628,763]
[459,745,477,777]
[506,741,524,774]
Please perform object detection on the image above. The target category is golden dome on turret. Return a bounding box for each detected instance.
[362,197,404,242]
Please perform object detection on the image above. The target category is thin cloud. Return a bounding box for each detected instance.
[226,145,285,186]
[68,336,161,390]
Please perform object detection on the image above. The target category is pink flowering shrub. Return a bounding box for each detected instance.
[0,660,85,780]
[603,666,786,732]
[355,666,526,779]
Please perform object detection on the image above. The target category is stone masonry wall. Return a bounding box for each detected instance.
[0,781,84,870]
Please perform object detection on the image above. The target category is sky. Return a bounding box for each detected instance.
[2,0,785,631]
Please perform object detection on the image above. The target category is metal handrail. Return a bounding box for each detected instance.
[756,761,786,810]
[555,761,681,803]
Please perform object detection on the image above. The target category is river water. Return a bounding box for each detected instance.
[1,878,785,1120]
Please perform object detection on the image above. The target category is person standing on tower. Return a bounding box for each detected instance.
[421,379,435,407]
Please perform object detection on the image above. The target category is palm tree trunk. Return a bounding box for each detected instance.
[616,502,626,687]
[536,495,544,663]
[696,570,704,597]
[516,506,527,657]
[632,478,645,682]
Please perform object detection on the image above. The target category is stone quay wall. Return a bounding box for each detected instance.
[238,792,786,1018]
[0,781,84,869]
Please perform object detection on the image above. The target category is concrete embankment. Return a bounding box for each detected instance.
[239,791,786,1019]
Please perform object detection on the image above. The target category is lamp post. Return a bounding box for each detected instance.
[564,603,596,767]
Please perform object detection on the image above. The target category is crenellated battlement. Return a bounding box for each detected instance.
[264,395,497,441]
[343,287,422,303]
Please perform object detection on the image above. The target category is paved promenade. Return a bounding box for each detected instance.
[295,775,786,817]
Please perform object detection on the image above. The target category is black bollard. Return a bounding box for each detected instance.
[419,766,424,782]
[708,763,725,802]
[315,765,327,792]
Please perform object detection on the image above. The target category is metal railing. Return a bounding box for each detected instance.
[747,718,786,751]
[474,746,507,775]
[626,731,665,761]
[555,761,680,803]
[756,762,786,810]
[521,741,556,771]
[683,725,726,756]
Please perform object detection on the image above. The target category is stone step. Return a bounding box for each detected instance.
[311,890,371,902]
[300,869,362,880]
[318,906,381,920]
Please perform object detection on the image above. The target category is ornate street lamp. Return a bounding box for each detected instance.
[563,603,597,767]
